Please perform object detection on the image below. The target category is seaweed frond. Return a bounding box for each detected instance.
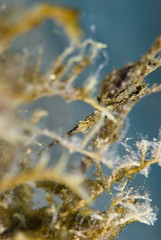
[0,2,161,240]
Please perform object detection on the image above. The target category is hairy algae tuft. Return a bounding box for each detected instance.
[0,2,161,240]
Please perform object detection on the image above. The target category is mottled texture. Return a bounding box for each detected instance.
[0,2,161,240]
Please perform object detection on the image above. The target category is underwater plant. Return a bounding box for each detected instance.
[0,2,161,240]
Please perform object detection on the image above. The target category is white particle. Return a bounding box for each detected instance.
[50,74,56,80]
[90,24,96,33]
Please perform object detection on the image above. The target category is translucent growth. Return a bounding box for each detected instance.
[42,37,161,167]
[0,2,161,240]
[65,37,161,151]
[54,37,161,172]
[82,190,158,240]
